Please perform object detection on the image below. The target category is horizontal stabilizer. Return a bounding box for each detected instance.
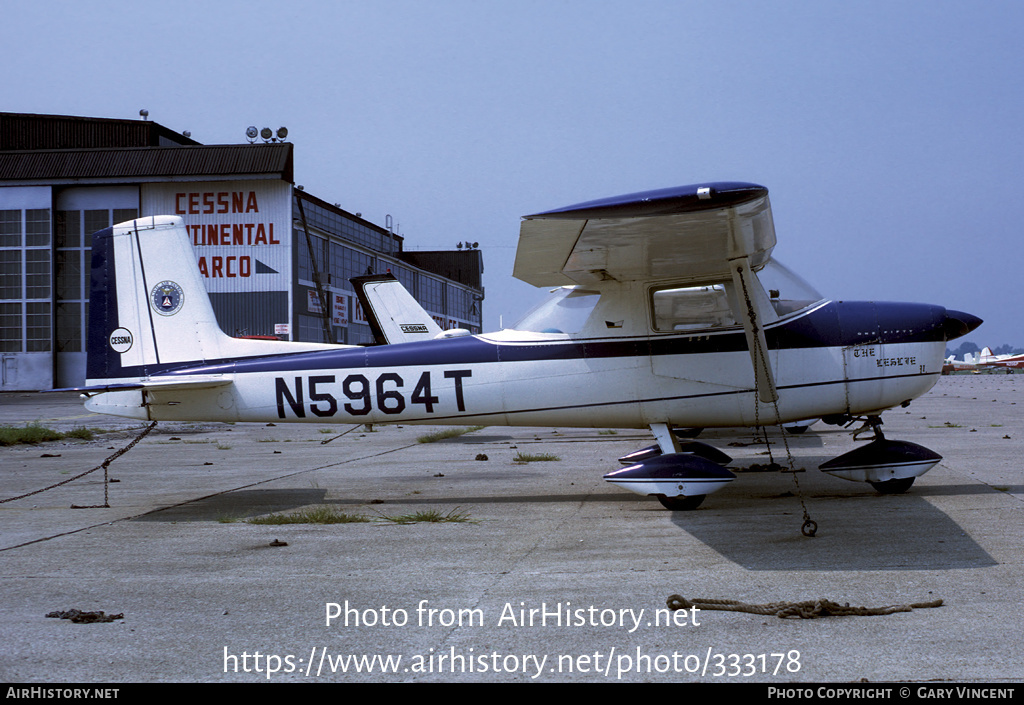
[55,376,233,395]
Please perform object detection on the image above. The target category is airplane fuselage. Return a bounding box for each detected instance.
[86,299,948,429]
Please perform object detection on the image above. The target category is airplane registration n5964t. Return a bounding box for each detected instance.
[69,182,981,511]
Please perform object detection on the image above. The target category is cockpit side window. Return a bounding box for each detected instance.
[650,284,736,332]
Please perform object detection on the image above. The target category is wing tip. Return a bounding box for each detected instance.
[525,181,768,220]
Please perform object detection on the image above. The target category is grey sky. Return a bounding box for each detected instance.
[6,0,1021,346]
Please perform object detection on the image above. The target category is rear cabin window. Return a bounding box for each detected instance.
[651,284,736,332]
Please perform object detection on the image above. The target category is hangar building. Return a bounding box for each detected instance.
[0,112,484,391]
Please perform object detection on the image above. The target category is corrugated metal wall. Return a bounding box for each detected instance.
[399,250,483,289]
[210,292,289,339]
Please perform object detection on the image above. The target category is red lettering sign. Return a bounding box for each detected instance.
[197,256,252,278]
[175,191,260,215]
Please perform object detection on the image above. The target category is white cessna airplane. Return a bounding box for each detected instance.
[73,182,981,510]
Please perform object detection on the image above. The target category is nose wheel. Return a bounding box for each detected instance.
[870,477,916,494]
[819,415,941,494]
[656,494,706,511]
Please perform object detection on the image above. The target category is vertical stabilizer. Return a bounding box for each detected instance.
[350,274,444,344]
[86,215,337,385]
[88,216,225,383]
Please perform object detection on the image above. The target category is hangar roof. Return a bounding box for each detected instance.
[0,143,293,184]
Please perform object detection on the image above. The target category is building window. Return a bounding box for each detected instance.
[0,211,20,247]
[25,250,50,299]
[297,230,327,284]
[418,275,443,315]
[26,209,50,247]
[0,209,52,352]
[26,302,50,352]
[447,285,471,324]
[0,250,20,300]
[390,264,415,294]
[0,303,20,353]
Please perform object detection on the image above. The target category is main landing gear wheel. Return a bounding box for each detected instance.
[870,477,915,494]
[657,495,706,511]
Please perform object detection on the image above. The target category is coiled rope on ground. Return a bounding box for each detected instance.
[667,594,943,619]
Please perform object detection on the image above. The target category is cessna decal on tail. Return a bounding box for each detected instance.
[69,183,981,510]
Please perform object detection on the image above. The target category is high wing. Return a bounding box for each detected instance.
[513,182,776,287]
[514,182,780,402]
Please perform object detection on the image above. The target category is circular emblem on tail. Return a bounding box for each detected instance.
[108,328,133,353]
[151,280,184,316]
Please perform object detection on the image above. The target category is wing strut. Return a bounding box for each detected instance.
[731,257,778,404]
[650,423,681,455]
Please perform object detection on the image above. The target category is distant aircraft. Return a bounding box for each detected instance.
[943,352,979,373]
[977,347,1024,371]
[68,182,981,510]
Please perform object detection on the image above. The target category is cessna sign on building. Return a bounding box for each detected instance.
[146,182,292,293]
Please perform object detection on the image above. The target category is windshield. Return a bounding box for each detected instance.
[512,287,601,334]
[758,260,824,316]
